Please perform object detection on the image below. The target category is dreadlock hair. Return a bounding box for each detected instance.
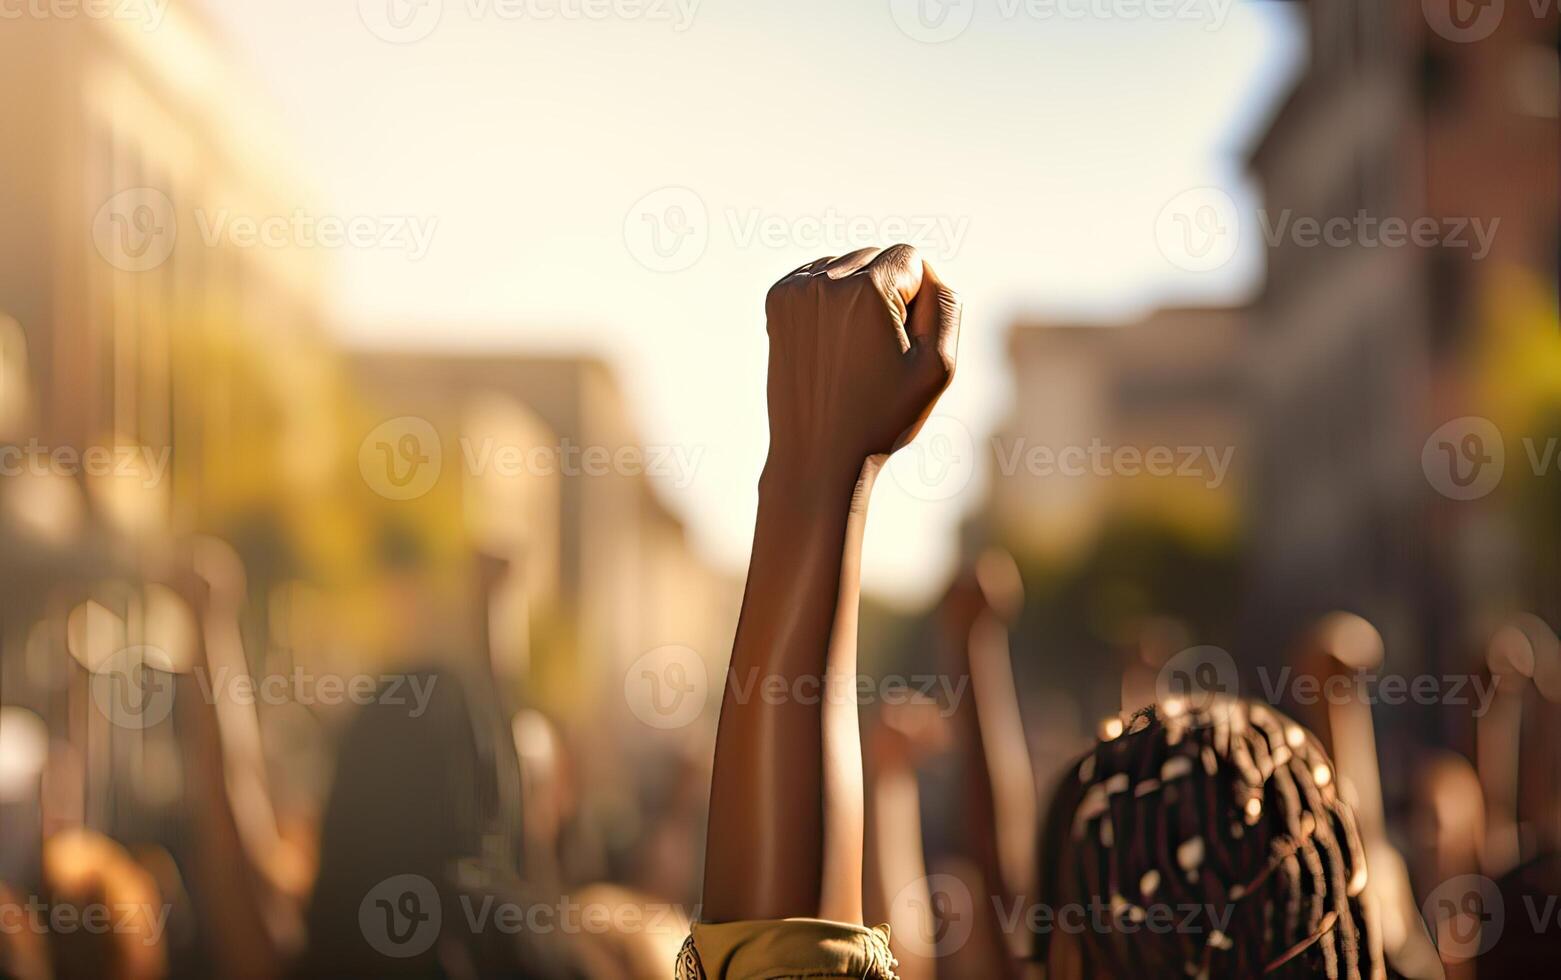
[1034,696,1384,980]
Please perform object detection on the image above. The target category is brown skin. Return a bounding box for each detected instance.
[938,559,1035,978]
[161,565,286,980]
[863,700,949,980]
[701,245,962,924]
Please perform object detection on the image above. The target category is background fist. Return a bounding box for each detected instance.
[763,245,962,474]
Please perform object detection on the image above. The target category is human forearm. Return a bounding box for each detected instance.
[702,458,876,923]
[956,618,1035,902]
[697,245,961,928]
[940,559,1034,976]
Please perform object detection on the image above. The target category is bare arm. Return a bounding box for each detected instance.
[940,556,1034,977]
[701,245,962,923]
[863,701,948,980]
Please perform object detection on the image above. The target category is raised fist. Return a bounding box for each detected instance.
[763,245,962,476]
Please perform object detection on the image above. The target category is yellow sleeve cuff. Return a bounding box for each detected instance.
[677,918,898,979]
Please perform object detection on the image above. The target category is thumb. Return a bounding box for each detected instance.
[907,259,962,380]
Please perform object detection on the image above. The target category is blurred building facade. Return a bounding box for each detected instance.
[348,351,739,727]
[1242,7,1561,957]
[0,0,362,848]
[1243,0,1559,699]
[0,6,741,968]
[972,308,1247,772]
[987,308,1246,565]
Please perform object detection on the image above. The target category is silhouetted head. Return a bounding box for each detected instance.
[1036,696,1382,979]
[296,666,567,979]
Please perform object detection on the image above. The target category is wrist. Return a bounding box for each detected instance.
[759,453,878,512]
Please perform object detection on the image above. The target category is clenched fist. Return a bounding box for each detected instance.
[763,245,962,479]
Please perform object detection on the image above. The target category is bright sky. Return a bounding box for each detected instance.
[202,0,1304,605]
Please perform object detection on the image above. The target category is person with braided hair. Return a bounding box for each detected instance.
[1035,696,1386,980]
[678,251,1384,980]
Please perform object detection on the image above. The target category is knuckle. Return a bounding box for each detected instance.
[765,276,802,310]
[847,275,897,314]
[840,274,876,298]
[872,244,920,281]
